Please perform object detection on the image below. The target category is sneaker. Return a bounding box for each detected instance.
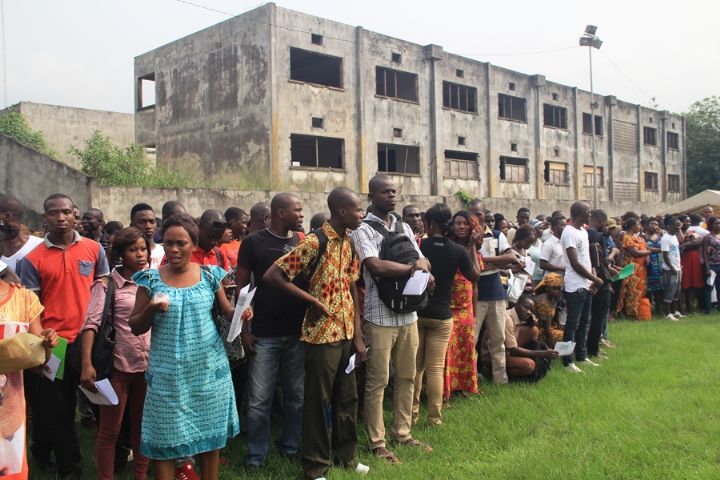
[600,339,616,348]
[665,314,679,321]
[596,354,609,360]
[674,311,687,318]
[356,463,370,475]
[580,358,600,367]
[564,363,583,373]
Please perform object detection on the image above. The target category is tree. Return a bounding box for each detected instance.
[686,96,720,195]
[0,110,57,157]
[71,130,192,188]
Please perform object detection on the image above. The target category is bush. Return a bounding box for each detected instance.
[0,111,57,157]
[71,130,193,188]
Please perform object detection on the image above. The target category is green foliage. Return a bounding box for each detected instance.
[455,189,473,207]
[686,96,720,195]
[0,110,57,157]
[71,130,193,188]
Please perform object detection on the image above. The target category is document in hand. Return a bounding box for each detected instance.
[345,353,357,374]
[42,336,68,381]
[708,269,717,287]
[227,284,256,342]
[611,263,635,282]
[79,378,119,406]
[402,271,430,296]
[42,354,61,381]
[523,256,536,276]
[553,341,576,356]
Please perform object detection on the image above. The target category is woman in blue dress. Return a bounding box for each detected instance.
[130,213,239,480]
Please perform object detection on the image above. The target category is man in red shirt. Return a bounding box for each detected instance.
[189,209,231,271]
[18,193,109,478]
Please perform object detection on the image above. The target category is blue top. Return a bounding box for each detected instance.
[132,265,239,459]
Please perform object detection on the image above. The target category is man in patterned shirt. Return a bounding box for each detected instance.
[264,187,369,480]
[349,175,433,463]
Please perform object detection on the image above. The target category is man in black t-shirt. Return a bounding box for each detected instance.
[587,209,617,360]
[237,193,306,468]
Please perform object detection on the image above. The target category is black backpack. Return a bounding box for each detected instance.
[364,219,428,314]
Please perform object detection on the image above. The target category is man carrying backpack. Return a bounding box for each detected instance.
[350,175,434,464]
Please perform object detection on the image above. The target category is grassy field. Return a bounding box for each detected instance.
[29,314,720,479]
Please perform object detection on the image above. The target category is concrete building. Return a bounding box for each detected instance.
[1,102,135,170]
[134,3,686,204]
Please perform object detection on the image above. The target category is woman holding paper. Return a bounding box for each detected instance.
[80,227,151,480]
[129,214,238,480]
[0,274,57,479]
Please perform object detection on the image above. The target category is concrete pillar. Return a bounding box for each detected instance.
[355,27,367,194]
[424,44,443,197]
[572,87,581,201]
[660,110,669,202]
[605,96,617,201]
[682,115,688,199]
[484,63,494,198]
[268,4,281,190]
[530,74,546,201]
[636,104,642,202]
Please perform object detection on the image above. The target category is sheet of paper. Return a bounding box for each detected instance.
[402,271,430,296]
[523,256,536,276]
[554,341,576,357]
[42,354,61,381]
[51,337,68,380]
[79,378,119,406]
[482,237,497,257]
[227,284,256,342]
[708,269,717,287]
[345,353,357,374]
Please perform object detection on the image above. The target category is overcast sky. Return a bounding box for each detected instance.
[2,0,717,115]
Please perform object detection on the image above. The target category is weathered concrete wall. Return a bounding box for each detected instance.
[1,102,134,170]
[134,3,686,204]
[0,134,93,225]
[135,4,272,189]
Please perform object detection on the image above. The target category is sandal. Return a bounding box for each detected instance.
[371,446,402,464]
[393,438,433,453]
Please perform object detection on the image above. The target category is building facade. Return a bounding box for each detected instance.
[134,3,686,203]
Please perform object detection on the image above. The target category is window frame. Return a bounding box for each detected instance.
[582,113,604,136]
[543,103,568,130]
[442,81,478,114]
[667,131,680,150]
[644,171,659,191]
[290,133,345,170]
[667,174,681,193]
[498,93,527,123]
[444,150,479,180]
[377,143,421,175]
[375,66,419,103]
[289,47,344,89]
[499,156,529,183]
[543,161,569,186]
[643,126,658,146]
[583,165,605,188]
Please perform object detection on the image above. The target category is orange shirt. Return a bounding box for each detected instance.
[190,246,230,271]
[17,232,109,343]
[222,240,241,268]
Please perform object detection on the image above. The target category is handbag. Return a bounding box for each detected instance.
[201,265,245,366]
[92,279,117,380]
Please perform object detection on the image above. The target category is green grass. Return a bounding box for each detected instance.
[30,315,720,479]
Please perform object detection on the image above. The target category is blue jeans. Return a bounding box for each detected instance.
[563,289,592,366]
[245,336,305,465]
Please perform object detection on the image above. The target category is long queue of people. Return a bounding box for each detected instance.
[0,175,715,480]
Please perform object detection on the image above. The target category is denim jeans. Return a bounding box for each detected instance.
[587,285,611,357]
[245,336,305,465]
[563,289,592,366]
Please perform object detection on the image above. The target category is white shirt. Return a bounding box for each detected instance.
[541,235,565,274]
[687,225,709,238]
[660,233,681,271]
[479,230,510,276]
[561,224,592,293]
[1,235,43,273]
[150,244,165,269]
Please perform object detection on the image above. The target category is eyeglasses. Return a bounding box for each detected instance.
[212,221,230,230]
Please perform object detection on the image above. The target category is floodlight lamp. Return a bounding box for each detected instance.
[585,25,598,35]
[579,37,592,47]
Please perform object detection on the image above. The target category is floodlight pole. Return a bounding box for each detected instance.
[580,26,602,207]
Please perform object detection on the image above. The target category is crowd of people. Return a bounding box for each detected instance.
[0,175,717,480]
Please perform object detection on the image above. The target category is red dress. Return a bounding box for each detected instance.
[444,270,479,398]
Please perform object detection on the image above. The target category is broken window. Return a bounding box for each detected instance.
[391,52,402,63]
[137,73,156,111]
[498,94,527,122]
[458,136,466,146]
[544,161,569,185]
[582,113,603,136]
[456,69,464,78]
[643,127,657,146]
[393,128,403,138]
[543,104,568,129]
[444,150,478,179]
[499,156,528,183]
[377,143,420,174]
[290,134,344,169]
[311,33,323,45]
[508,82,516,91]
[644,171,659,191]
[667,131,679,150]
[510,143,518,152]
[442,81,477,113]
[290,48,343,88]
[583,165,604,188]
[375,67,418,102]
[668,174,680,192]
[311,117,324,129]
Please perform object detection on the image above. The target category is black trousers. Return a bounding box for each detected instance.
[24,342,82,476]
[302,340,358,480]
[587,285,611,357]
